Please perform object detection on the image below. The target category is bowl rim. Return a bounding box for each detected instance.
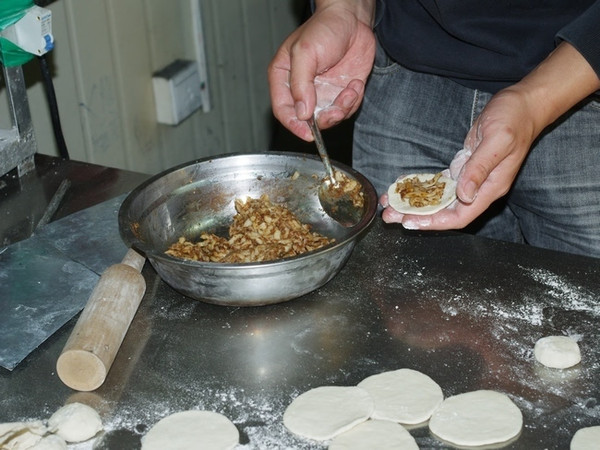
[118,151,378,268]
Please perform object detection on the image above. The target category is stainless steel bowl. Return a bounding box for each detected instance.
[118,152,377,306]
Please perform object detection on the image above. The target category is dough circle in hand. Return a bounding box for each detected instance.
[47,402,102,443]
[328,419,418,450]
[357,368,443,424]
[283,386,374,441]
[387,173,457,215]
[570,425,600,450]
[141,410,239,450]
[428,390,523,447]
[534,335,581,369]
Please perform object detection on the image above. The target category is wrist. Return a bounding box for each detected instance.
[510,42,600,134]
[314,0,376,26]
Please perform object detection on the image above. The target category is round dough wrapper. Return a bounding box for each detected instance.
[141,410,238,450]
[534,335,581,369]
[387,173,457,215]
[357,368,443,424]
[47,403,102,443]
[571,426,600,450]
[429,390,523,447]
[328,419,418,450]
[283,386,374,441]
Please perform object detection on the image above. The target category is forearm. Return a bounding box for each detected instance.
[314,0,376,26]
[508,41,600,137]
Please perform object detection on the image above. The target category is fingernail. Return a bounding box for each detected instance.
[342,94,355,109]
[403,217,431,230]
[295,101,307,119]
[462,181,478,203]
[402,220,420,230]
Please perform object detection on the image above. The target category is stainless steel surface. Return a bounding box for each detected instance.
[0,65,37,177]
[0,235,99,370]
[0,194,132,370]
[119,152,378,306]
[307,116,362,227]
[0,155,149,370]
[2,156,600,449]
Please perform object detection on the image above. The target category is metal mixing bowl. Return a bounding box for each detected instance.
[118,152,377,306]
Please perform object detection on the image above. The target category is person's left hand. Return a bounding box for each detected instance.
[382,41,600,231]
[381,87,536,229]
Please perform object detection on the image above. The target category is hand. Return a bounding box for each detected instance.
[268,0,376,141]
[382,89,535,229]
[383,42,600,231]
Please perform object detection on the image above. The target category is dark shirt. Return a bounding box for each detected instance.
[376,0,600,93]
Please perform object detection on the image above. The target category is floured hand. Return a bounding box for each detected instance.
[268,2,376,141]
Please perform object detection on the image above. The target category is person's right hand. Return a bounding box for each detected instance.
[268,0,376,141]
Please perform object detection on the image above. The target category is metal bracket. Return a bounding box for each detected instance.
[0,64,38,177]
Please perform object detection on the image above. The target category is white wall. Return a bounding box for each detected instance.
[6,0,304,175]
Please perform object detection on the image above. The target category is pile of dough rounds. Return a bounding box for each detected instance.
[0,402,102,449]
[283,368,524,449]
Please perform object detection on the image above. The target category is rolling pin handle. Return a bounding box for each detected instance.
[56,249,146,391]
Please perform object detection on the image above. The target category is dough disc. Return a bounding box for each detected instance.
[534,335,581,369]
[387,173,457,215]
[329,419,418,450]
[429,390,522,447]
[357,368,443,424]
[141,410,239,450]
[47,403,102,443]
[283,386,374,441]
[570,425,600,450]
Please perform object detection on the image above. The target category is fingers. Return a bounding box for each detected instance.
[382,207,405,224]
[268,47,314,142]
[457,128,517,204]
[400,201,477,231]
[288,42,319,122]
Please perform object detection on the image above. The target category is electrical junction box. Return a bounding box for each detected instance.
[0,6,54,55]
[152,59,203,126]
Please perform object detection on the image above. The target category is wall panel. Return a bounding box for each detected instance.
[11,0,304,175]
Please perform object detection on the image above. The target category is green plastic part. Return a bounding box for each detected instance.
[0,0,36,67]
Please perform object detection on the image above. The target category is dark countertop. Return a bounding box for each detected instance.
[1,155,599,449]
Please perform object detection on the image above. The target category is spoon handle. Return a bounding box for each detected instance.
[307,115,337,185]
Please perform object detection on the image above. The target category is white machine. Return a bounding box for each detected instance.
[0,5,54,177]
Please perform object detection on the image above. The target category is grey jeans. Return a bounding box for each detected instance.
[353,43,600,258]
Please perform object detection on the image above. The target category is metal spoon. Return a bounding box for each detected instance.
[307,114,363,227]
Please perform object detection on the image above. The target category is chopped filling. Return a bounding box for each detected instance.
[165,194,334,263]
[395,173,446,207]
[326,171,364,208]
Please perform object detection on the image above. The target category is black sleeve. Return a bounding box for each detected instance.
[556,0,600,78]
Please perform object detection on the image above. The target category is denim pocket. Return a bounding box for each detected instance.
[372,39,400,75]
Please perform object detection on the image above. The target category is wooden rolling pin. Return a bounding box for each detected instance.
[56,249,146,391]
